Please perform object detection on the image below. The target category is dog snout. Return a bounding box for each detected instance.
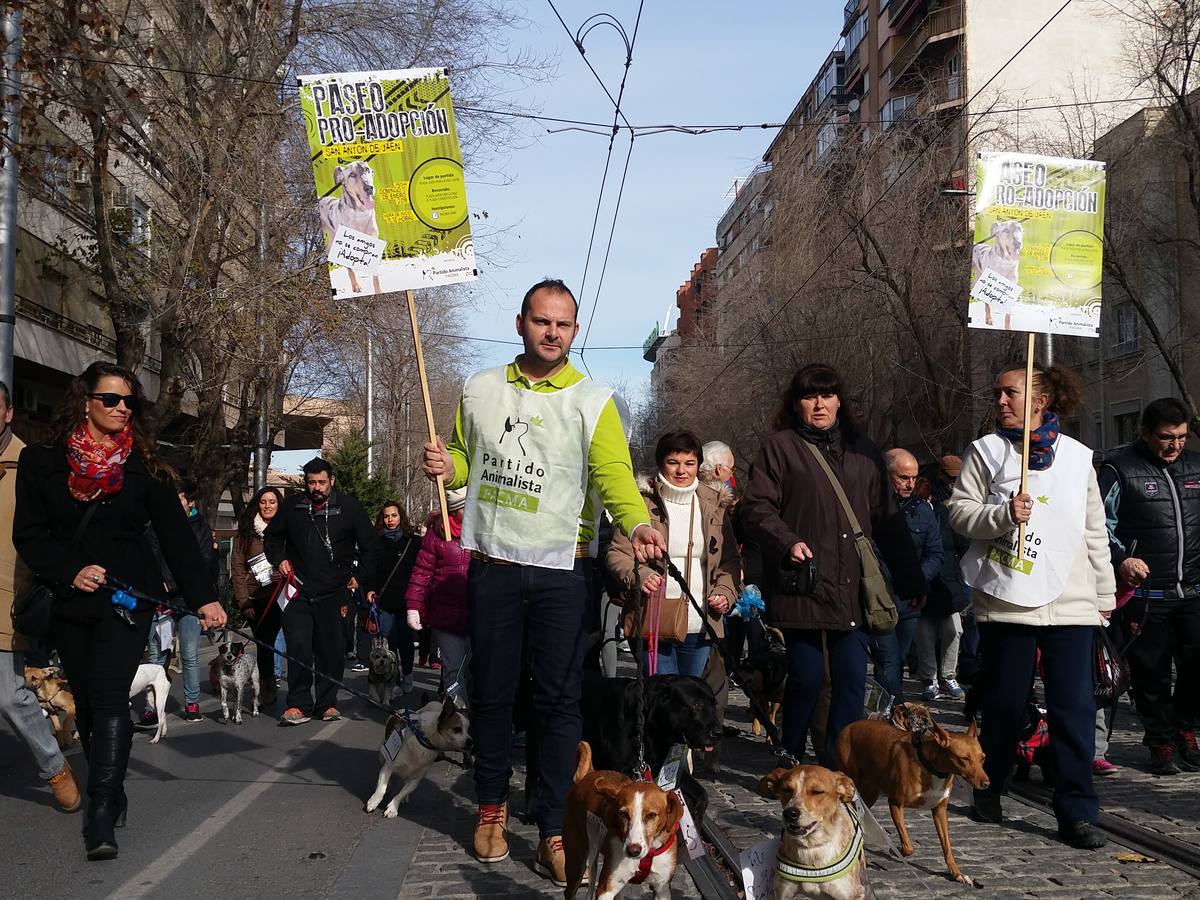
[783,806,800,823]
[464,737,475,751]
[625,842,643,858]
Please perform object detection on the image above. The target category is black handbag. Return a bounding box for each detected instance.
[11,504,99,639]
[1093,624,1129,707]
[777,558,818,595]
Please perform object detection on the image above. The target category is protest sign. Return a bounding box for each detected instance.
[298,67,477,298]
[968,152,1106,337]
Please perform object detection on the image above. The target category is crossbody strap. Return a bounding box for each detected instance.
[71,502,100,552]
[376,534,417,599]
[801,440,868,556]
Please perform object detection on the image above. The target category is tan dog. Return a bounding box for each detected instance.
[759,765,871,900]
[563,741,684,900]
[834,718,988,888]
[25,666,77,750]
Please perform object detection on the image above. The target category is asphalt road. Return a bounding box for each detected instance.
[0,648,438,900]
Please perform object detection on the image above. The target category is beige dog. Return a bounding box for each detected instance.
[25,666,77,750]
[364,697,472,818]
[971,220,1023,328]
[318,160,383,295]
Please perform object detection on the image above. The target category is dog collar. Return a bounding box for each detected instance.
[912,729,952,779]
[401,711,438,751]
[775,804,863,885]
[629,830,676,885]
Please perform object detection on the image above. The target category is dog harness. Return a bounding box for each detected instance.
[399,710,437,751]
[774,804,864,885]
[912,729,952,780]
[629,831,677,886]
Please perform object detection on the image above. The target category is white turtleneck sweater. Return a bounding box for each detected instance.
[657,474,706,634]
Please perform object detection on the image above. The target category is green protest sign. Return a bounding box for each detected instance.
[298,67,477,298]
[968,152,1106,338]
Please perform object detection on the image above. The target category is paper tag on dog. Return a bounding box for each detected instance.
[854,794,892,850]
[674,791,706,860]
[739,835,779,900]
[382,726,406,764]
[657,743,687,791]
[328,225,386,273]
[155,616,174,653]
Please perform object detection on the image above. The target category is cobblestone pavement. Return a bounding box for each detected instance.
[704,683,1200,899]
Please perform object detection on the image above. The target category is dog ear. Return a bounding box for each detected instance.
[759,768,789,799]
[835,774,858,804]
[437,695,458,729]
[333,165,346,186]
[966,718,979,738]
[931,720,951,748]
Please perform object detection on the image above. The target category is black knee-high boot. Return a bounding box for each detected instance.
[84,716,131,861]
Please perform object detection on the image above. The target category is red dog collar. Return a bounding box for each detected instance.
[629,830,677,885]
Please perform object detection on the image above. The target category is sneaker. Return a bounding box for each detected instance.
[942,678,965,700]
[1058,820,1107,850]
[921,681,941,701]
[1150,744,1181,775]
[1177,730,1200,771]
[134,708,159,731]
[1092,758,1119,777]
[280,707,310,725]
[183,703,204,723]
[47,760,82,813]
[474,802,509,863]
[970,791,1003,824]
[430,659,442,670]
[349,663,369,673]
[321,707,341,722]
[535,836,567,887]
[401,673,414,694]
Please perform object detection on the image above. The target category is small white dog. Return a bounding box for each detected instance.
[364,697,472,818]
[130,663,171,744]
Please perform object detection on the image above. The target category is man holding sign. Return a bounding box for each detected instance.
[422,279,666,884]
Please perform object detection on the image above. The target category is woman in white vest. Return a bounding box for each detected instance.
[948,363,1114,851]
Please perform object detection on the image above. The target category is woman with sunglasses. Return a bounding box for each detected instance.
[13,362,225,861]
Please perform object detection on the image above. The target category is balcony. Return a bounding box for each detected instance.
[844,0,860,26]
[888,3,963,84]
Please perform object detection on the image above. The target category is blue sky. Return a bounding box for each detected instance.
[461,1,843,393]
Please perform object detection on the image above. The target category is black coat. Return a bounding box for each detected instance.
[264,489,377,598]
[370,531,421,613]
[13,445,216,618]
[740,425,926,631]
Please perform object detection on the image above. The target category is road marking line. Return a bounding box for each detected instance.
[107,720,345,899]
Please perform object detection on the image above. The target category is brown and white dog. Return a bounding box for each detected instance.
[318,160,382,295]
[563,741,684,900]
[834,718,988,888]
[760,765,872,900]
[25,666,77,750]
[364,696,472,818]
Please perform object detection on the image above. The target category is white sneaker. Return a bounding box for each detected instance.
[943,678,965,700]
[401,673,414,694]
[921,681,941,701]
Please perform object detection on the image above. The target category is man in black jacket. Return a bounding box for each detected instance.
[265,458,378,724]
[1101,397,1200,775]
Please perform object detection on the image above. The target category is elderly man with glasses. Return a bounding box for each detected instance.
[1100,397,1200,775]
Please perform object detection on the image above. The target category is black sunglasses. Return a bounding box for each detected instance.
[88,392,139,411]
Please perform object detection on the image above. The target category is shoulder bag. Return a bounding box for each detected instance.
[624,496,697,645]
[801,441,899,636]
[12,503,100,639]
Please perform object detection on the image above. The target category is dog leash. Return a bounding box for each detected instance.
[629,558,652,781]
[105,577,401,718]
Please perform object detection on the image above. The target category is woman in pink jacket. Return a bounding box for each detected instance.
[405,488,470,693]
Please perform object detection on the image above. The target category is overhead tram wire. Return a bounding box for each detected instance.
[665,0,1080,421]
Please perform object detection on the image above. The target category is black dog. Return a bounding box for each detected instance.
[735,620,788,742]
[581,672,722,823]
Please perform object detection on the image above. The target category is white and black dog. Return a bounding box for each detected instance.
[318,160,382,295]
[364,697,472,818]
[217,641,260,724]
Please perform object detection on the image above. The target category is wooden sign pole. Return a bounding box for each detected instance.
[405,289,452,540]
[1017,332,1036,560]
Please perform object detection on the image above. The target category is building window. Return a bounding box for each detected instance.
[843,13,867,55]
[1113,302,1139,354]
[817,121,839,160]
[947,53,962,100]
[1113,410,1140,445]
[815,59,843,107]
[41,150,70,202]
[131,197,151,255]
[881,95,915,128]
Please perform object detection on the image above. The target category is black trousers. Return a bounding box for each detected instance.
[977,622,1097,826]
[245,598,282,697]
[281,591,347,715]
[52,603,153,749]
[468,557,590,838]
[1122,595,1200,747]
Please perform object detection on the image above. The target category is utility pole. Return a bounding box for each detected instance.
[0,5,22,391]
[253,182,269,491]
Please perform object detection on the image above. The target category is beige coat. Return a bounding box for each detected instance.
[0,435,33,651]
[606,477,740,640]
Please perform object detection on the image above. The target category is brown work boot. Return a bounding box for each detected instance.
[48,760,82,812]
[473,802,509,863]
[535,835,567,887]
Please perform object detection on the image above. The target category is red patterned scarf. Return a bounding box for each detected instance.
[66,425,134,501]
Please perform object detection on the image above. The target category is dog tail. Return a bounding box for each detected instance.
[574,741,593,783]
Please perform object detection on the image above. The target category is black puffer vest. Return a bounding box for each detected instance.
[1103,443,1200,594]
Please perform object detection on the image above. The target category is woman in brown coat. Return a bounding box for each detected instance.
[607,430,740,677]
[230,487,285,707]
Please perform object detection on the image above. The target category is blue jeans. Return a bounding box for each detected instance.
[870,614,919,702]
[782,628,869,765]
[274,629,286,678]
[468,557,590,838]
[642,632,710,677]
[148,610,201,705]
